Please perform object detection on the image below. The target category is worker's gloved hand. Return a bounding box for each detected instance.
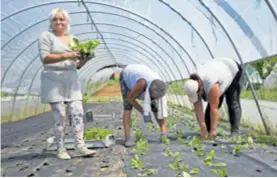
[143,113,152,123]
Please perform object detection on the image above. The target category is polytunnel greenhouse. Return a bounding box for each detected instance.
[1,0,277,177]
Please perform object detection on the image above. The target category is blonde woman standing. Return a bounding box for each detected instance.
[38,8,95,160]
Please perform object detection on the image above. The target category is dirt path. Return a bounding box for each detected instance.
[92,85,121,97]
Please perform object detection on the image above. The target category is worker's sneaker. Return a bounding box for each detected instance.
[57,147,71,160]
[125,139,136,147]
[231,131,240,137]
[74,144,96,157]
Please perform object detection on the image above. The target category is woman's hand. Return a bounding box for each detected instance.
[65,51,80,61]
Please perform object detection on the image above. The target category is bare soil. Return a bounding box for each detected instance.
[92,85,121,97]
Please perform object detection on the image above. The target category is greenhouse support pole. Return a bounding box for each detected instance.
[265,0,277,22]
[243,64,270,135]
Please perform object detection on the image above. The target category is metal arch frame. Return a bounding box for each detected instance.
[9,54,40,120]
[158,0,214,59]
[82,50,168,81]
[73,25,178,77]
[265,0,277,22]
[1,40,38,84]
[81,54,159,87]
[81,52,178,104]
[80,57,149,95]
[76,35,174,80]
[198,0,269,134]
[1,21,178,91]
[22,66,43,118]
[74,30,185,79]
[80,48,169,88]
[79,0,117,65]
[1,12,191,87]
[81,55,175,105]
[78,47,167,80]
[1,2,194,76]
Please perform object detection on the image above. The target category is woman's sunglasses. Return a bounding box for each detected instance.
[53,18,65,21]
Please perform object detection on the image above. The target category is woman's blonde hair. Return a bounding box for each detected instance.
[49,8,71,34]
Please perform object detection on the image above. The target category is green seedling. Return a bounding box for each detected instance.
[138,168,157,176]
[212,162,227,167]
[220,144,227,149]
[189,136,205,157]
[177,137,186,144]
[168,121,177,132]
[196,146,205,157]
[134,129,146,142]
[212,168,227,177]
[161,136,171,146]
[173,117,181,122]
[203,150,215,166]
[176,171,191,177]
[176,165,199,177]
[169,152,183,170]
[259,143,267,148]
[84,128,113,140]
[176,130,183,138]
[189,168,200,175]
[163,147,173,156]
[131,154,144,170]
[232,143,249,156]
[132,139,151,155]
[229,135,243,144]
[146,122,157,132]
[184,121,196,130]
[68,38,100,58]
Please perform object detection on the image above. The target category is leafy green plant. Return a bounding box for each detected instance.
[176,165,199,177]
[138,168,157,176]
[176,130,183,138]
[68,37,100,58]
[132,139,151,155]
[212,162,227,167]
[189,168,200,175]
[220,144,227,150]
[131,154,144,170]
[176,171,191,177]
[189,136,205,157]
[161,136,171,146]
[212,168,227,177]
[84,128,113,140]
[232,143,249,156]
[229,135,243,144]
[146,122,157,132]
[167,120,177,132]
[163,147,173,157]
[134,129,146,142]
[169,152,183,170]
[203,150,215,166]
[252,56,277,85]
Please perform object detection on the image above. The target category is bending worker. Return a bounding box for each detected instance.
[119,64,168,147]
[183,57,243,139]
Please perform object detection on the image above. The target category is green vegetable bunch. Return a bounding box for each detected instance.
[68,37,100,59]
[84,127,113,140]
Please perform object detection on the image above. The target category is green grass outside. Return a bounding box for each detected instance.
[106,78,120,86]
[168,80,277,102]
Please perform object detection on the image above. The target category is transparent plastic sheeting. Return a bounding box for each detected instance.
[1,0,277,96]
